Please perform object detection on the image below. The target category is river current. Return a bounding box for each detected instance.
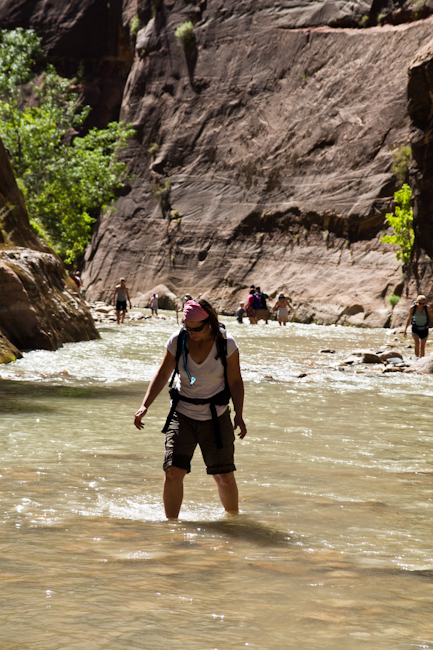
[1,313,432,650]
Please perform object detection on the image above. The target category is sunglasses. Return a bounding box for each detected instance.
[184,319,209,332]
[418,301,426,305]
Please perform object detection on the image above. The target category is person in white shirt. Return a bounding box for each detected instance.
[134,299,247,519]
[150,292,158,315]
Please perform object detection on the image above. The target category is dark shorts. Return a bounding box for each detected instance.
[116,300,127,311]
[412,325,429,340]
[256,308,269,321]
[163,409,236,475]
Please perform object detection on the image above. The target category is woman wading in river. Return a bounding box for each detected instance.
[404,294,433,358]
[134,299,247,519]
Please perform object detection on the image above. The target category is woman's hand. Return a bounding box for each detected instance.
[403,330,407,338]
[234,413,247,439]
[134,406,147,429]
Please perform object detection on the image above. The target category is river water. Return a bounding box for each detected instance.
[1,313,432,650]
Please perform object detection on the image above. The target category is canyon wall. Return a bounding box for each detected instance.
[84,2,433,326]
[2,0,433,326]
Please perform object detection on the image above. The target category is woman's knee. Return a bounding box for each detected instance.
[213,472,236,487]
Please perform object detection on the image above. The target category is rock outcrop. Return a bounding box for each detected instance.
[0,138,99,360]
[3,1,433,326]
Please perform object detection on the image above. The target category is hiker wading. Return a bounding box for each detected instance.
[134,299,247,519]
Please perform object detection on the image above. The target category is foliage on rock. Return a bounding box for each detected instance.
[381,184,414,268]
[175,21,196,54]
[0,28,134,263]
[392,145,411,187]
[388,293,401,307]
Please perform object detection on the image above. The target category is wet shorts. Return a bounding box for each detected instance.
[163,408,236,475]
[412,325,429,340]
[116,300,127,311]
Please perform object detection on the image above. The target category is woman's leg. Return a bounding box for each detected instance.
[420,336,427,357]
[213,472,239,514]
[163,466,188,519]
[412,332,420,357]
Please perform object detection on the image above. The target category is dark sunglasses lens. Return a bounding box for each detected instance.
[187,323,205,332]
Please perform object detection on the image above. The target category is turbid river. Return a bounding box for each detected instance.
[1,314,432,650]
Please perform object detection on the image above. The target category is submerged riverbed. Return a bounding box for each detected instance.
[1,314,432,649]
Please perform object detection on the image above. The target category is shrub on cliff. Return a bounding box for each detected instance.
[381,183,414,268]
[0,28,134,263]
[175,21,196,54]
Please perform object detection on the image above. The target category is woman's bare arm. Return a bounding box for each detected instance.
[134,350,176,429]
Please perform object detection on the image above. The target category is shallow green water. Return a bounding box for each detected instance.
[1,315,432,649]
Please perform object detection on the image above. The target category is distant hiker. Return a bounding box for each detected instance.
[150,292,158,316]
[112,278,132,324]
[255,286,270,324]
[236,302,245,324]
[404,294,433,357]
[134,298,247,519]
[182,293,192,308]
[272,293,294,326]
[245,287,259,324]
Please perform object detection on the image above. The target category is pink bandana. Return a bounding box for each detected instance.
[183,300,209,322]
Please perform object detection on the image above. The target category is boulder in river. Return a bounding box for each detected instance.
[404,355,433,374]
[347,350,384,364]
[133,284,178,310]
[0,332,22,364]
[383,365,404,373]
[378,349,403,362]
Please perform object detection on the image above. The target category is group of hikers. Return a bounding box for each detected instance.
[237,285,295,326]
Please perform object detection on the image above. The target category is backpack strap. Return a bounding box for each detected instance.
[215,331,230,397]
[168,327,188,388]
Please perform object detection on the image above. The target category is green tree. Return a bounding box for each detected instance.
[0,28,134,263]
[381,183,414,268]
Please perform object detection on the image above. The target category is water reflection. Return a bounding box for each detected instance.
[1,315,433,649]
